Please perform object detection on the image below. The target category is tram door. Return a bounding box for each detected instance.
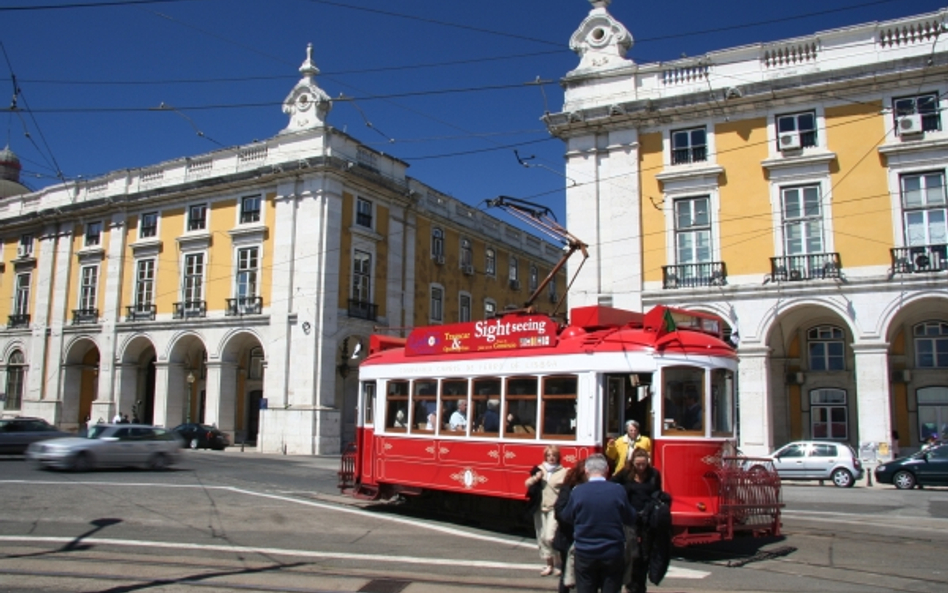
[604,374,653,445]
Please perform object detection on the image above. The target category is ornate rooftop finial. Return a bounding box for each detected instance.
[281,44,332,133]
[570,0,633,72]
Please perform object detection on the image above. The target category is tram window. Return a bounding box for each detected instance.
[661,366,704,435]
[505,376,538,439]
[362,382,376,425]
[541,375,577,440]
[472,378,501,436]
[441,379,469,435]
[385,380,409,432]
[711,369,734,436]
[412,379,438,433]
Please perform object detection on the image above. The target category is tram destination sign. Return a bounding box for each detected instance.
[405,315,558,356]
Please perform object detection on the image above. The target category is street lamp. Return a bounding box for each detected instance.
[186,370,196,423]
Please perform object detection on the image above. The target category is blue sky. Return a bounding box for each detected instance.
[2,0,945,224]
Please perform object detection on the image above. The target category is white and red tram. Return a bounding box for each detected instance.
[341,304,781,546]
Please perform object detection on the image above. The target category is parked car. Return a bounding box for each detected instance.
[171,423,230,450]
[26,424,182,471]
[0,417,70,455]
[875,444,948,489]
[753,440,864,488]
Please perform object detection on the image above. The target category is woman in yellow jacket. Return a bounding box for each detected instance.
[606,419,652,474]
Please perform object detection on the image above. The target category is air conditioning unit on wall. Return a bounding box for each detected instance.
[16,245,28,258]
[779,132,802,151]
[899,114,923,135]
[786,371,805,385]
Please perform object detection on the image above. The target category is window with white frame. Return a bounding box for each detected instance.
[460,238,472,267]
[914,321,948,368]
[782,185,824,255]
[485,247,496,277]
[187,203,207,231]
[84,221,103,247]
[240,195,261,224]
[918,386,948,442]
[79,265,98,311]
[485,298,496,318]
[19,234,33,257]
[777,111,817,149]
[183,253,205,305]
[810,389,847,440]
[236,247,259,302]
[430,285,443,323]
[135,259,155,309]
[808,325,845,371]
[901,172,947,248]
[431,228,444,260]
[509,256,518,282]
[13,272,30,316]
[353,250,371,303]
[675,196,712,267]
[459,293,471,322]
[3,350,25,410]
[671,127,707,165]
[356,197,373,228]
[894,92,940,134]
[529,265,539,292]
[140,212,158,239]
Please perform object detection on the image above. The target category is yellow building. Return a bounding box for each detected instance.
[548,1,948,457]
[0,47,565,454]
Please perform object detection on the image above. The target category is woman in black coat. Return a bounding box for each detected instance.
[552,459,586,593]
[611,448,661,593]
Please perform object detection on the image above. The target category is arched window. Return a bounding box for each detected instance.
[914,321,948,368]
[4,351,26,410]
[807,325,845,371]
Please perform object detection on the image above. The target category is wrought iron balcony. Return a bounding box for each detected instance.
[72,308,99,325]
[348,299,378,321]
[226,296,263,316]
[7,313,30,328]
[770,253,841,282]
[173,300,207,319]
[890,244,948,274]
[125,304,156,321]
[662,262,727,289]
[671,145,707,165]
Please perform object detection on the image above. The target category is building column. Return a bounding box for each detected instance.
[853,342,891,459]
[111,362,138,421]
[153,361,182,428]
[204,361,237,436]
[737,345,773,457]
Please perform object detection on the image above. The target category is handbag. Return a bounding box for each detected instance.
[562,543,576,588]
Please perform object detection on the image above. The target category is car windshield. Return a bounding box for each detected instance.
[86,425,110,439]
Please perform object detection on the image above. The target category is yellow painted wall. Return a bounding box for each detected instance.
[826,102,891,267]
[261,192,276,310]
[717,117,772,275]
[788,384,802,439]
[890,327,905,355]
[640,132,665,283]
[206,200,233,312]
[156,208,183,313]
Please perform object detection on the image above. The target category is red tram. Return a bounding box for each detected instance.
[340,303,782,546]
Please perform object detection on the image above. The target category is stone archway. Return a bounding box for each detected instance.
[218,331,265,445]
[160,334,207,428]
[118,336,158,425]
[62,338,100,432]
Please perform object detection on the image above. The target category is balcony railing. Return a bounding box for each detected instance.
[348,299,378,321]
[662,261,728,289]
[225,296,263,316]
[126,304,156,321]
[72,308,99,325]
[770,252,841,282]
[671,145,707,165]
[890,244,948,274]
[7,313,30,328]
[173,300,207,319]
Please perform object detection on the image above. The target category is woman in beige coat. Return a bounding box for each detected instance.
[525,445,568,576]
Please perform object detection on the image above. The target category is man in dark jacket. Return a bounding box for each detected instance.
[563,454,636,593]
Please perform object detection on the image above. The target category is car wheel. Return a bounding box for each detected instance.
[189,438,200,450]
[72,452,93,472]
[148,453,170,471]
[831,467,854,488]
[893,470,916,490]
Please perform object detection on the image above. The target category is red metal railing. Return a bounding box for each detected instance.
[713,457,783,540]
[338,442,357,492]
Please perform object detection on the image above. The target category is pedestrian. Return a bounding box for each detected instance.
[891,430,900,459]
[122,414,130,424]
[606,420,652,474]
[562,453,636,593]
[112,411,122,424]
[525,445,568,577]
[612,448,662,593]
[554,459,588,592]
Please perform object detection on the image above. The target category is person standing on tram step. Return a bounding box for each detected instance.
[525,445,568,577]
[612,448,662,593]
[448,400,467,430]
[562,453,636,593]
[606,420,652,474]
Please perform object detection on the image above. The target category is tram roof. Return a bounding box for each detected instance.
[362,305,735,367]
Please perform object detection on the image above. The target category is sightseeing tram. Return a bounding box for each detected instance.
[340,303,782,546]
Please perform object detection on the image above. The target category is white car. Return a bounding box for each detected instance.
[27,424,182,471]
[753,440,864,488]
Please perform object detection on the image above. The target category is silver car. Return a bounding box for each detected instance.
[755,440,864,488]
[26,424,182,471]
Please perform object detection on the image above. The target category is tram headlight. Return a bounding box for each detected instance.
[696,502,707,512]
